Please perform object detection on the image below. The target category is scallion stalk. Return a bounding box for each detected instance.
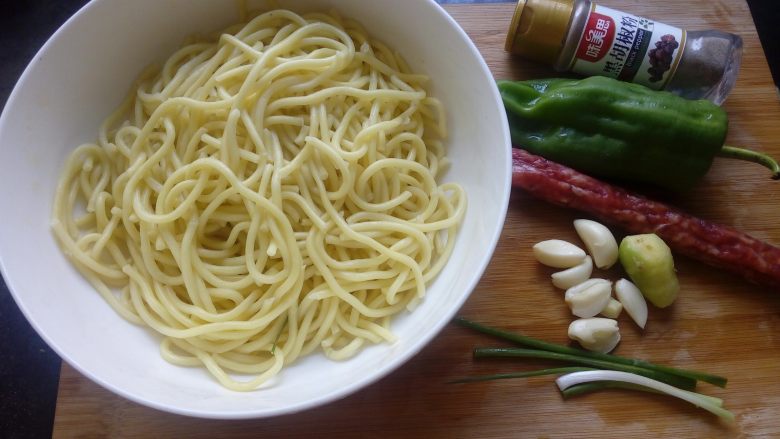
[454,317,727,388]
[449,367,593,384]
[561,382,724,407]
[474,347,696,390]
[555,371,734,422]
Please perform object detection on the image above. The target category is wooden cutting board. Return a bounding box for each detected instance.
[52,1,780,437]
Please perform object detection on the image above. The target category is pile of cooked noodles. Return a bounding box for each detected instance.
[52,9,465,390]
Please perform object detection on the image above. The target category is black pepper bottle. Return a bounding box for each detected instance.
[505,0,743,104]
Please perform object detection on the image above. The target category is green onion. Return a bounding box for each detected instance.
[474,347,697,390]
[449,367,593,384]
[560,381,655,399]
[556,371,734,422]
[454,317,727,388]
[561,382,725,408]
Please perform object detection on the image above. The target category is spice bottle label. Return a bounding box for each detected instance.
[569,4,685,89]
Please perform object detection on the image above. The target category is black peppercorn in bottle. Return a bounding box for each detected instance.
[505,0,743,104]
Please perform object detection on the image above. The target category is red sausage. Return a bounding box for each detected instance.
[512,148,780,289]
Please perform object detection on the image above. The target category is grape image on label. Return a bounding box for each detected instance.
[647,34,679,82]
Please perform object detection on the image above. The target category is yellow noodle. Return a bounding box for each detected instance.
[51,9,465,391]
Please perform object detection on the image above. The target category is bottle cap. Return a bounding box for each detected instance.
[505,0,575,65]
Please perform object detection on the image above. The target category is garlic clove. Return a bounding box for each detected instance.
[573,219,619,269]
[591,331,621,354]
[533,240,587,268]
[565,279,612,318]
[568,318,621,353]
[551,256,593,289]
[565,278,607,295]
[615,278,649,329]
[600,298,623,319]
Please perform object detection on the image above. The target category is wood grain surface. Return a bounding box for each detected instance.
[53,2,780,438]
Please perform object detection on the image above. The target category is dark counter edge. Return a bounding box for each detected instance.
[0,1,777,439]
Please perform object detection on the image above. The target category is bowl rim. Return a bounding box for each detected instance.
[0,0,512,419]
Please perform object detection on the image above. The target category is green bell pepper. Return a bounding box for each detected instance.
[498,76,780,192]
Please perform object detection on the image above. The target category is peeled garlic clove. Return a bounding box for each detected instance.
[615,278,648,329]
[533,240,586,268]
[551,256,593,289]
[600,298,623,319]
[565,279,612,318]
[568,318,621,353]
[565,278,608,295]
[573,219,619,269]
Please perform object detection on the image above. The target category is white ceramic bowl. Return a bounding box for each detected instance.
[0,0,511,419]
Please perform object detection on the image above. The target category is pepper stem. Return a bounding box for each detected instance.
[718,146,780,180]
